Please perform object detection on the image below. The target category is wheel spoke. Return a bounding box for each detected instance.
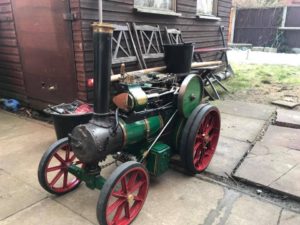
[202,114,212,129]
[206,124,214,135]
[65,149,70,161]
[129,180,145,193]
[112,191,127,198]
[63,171,68,188]
[69,153,77,162]
[193,150,202,165]
[54,153,66,164]
[208,133,218,143]
[127,173,138,190]
[199,148,206,161]
[194,142,202,152]
[121,178,128,194]
[134,195,143,202]
[49,171,64,187]
[46,165,63,172]
[107,199,126,216]
[124,202,130,218]
[111,202,125,224]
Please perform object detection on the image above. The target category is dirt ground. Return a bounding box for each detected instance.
[221,52,300,111]
[223,83,300,111]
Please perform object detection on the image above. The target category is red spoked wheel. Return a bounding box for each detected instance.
[179,104,221,174]
[38,137,84,195]
[97,161,149,225]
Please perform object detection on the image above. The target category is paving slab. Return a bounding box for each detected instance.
[272,100,300,109]
[0,170,46,220]
[0,199,94,225]
[225,195,281,225]
[207,136,251,177]
[261,125,300,151]
[276,108,300,129]
[221,113,266,143]
[214,100,276,121]
[56,169,224,225]
[279,210,300,225]
[234,142,300,198]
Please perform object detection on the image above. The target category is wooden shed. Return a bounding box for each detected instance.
[0,0,232,109]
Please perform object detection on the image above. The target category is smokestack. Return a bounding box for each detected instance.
[92,23,114,114]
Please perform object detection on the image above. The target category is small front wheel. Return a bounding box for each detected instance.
[97,161,149,225]
[38,138,84,195]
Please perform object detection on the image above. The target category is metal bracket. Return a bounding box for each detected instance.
[68,165,106,190]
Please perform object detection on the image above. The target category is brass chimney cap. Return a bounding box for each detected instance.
[91,22,114,33]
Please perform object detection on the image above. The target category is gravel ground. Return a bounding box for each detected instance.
[228,50,300,66]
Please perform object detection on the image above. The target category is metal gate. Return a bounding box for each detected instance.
[11,0,77,105]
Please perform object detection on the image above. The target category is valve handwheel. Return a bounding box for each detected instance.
[97,161,149,225]
[38,137,84,195]
[179,104,221,174]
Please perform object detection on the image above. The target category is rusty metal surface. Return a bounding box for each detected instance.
[11,0,77,105]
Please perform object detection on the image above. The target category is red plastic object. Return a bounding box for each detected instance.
[75,104,93,114]
[87,78,94,88]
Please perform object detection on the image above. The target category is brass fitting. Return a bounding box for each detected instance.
[91,22,114,33]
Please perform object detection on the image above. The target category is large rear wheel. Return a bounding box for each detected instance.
[179,104,221,174]
[38,138,84,195]
[97,161,149,225]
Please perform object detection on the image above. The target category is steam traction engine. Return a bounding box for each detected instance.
[38,22,221,225]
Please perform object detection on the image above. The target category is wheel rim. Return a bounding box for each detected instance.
[193,109,220,172]
[45,143,84,193]
[105,167,149,225]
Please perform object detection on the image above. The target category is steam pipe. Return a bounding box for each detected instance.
[98,0,103,23]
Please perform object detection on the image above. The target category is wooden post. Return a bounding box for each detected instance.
[228,7,236,43]
[281,6,287,28]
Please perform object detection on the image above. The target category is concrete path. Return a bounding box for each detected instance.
[0,103,299,225]
[206,100,275,178]
[276,108,300,129]
[235,108,300,200]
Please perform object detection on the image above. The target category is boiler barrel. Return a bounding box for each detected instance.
[120,115,164,146]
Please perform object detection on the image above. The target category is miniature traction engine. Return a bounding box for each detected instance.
[38,22,221,225]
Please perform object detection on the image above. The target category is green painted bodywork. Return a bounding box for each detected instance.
[68,165,106,190]
[146,142,171,177]
[172,116,186,151]
[121,115,162,146]
[181,76,203,118]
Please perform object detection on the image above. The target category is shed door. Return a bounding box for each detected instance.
[12,0,77,104]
